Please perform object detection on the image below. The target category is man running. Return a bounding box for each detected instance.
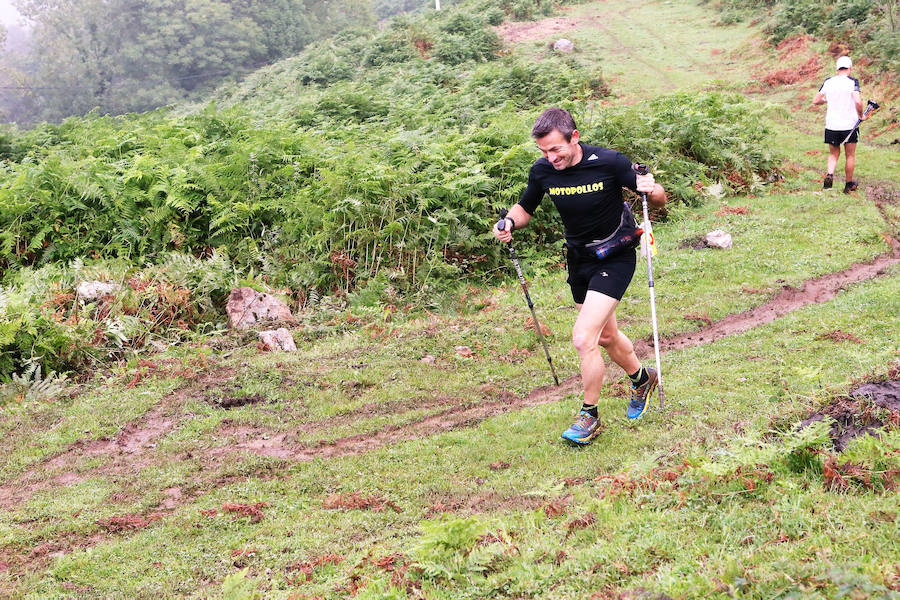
[813,55,867,193]
[492,107,667,445]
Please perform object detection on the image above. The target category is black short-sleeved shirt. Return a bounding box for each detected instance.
[518,143,638,245]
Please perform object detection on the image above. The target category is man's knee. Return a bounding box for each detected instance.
[572,327,599,354]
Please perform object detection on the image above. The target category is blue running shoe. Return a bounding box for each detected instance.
[561,411,602,445]
[626,368,658,419]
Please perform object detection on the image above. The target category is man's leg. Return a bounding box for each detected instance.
[597,312,641,375]
[843,142,857,190]
[599,309,659,419]
[571,290,619,406]
[826,144,841,176]
[560,291,618,445]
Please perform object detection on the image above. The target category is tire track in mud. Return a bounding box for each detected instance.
[220,236,899,463]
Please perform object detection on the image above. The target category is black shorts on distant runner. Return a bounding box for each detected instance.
[825,128,858,145]
[566,249,636,304]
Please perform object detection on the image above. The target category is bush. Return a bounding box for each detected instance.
[583,92,783,205]
[705,0,899,71]
[0,253,240,379]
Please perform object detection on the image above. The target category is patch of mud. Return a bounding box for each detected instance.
[323,492,402,513]
[207,382,577,463]
[494,16,579,44]
[869,185,900,234]
[97,513,163,533]
[0,366,236,512]
[851,379,900,412]
[210,395,476,457]
[815,329,864,344]
[761,56,821,86]
[213,394,266,409]
[212,425,295,460]
[801,378,900,451]
[677,235,708,250]
[423,491,544,518]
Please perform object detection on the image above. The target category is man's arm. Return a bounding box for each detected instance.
[853,90,863,118]
[812,91,827,106]
[636,174,666,209]
[492,203,531,243]
[647,184,666,208]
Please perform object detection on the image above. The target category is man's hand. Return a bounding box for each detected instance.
[492,205,531,243]
[493,218,513,243]
[636,172,656,194]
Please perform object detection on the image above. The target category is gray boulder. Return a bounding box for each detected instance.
[553,38,575,53]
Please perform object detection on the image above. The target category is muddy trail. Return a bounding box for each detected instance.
[3,229,897,508]
[0,366,235,512]
[213,235,899,463]
[2,196,896,578]
[636,236,900,356]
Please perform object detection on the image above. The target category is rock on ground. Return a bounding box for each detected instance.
[226,287,293,330]
[704,229,733,249]
[258,328,297,352]
[76,281,121,301]
[553,38,575,52]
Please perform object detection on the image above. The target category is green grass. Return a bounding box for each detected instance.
[513,0,760,99]
[4,269,896,598]
[1,0,899,598]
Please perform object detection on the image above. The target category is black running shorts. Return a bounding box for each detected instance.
[566,249,636,304]
[825,128,858,145]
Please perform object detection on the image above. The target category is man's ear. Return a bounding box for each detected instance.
[571,129,580,144]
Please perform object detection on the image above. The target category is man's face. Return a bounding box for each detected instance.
[535,129,581,170]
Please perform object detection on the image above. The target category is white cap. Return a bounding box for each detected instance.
[836,56,852,70]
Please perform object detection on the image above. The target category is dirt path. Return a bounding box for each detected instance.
[495,11,676,91]
[0,367,235,512]
[211,234,899,463]
[637,237,900,356]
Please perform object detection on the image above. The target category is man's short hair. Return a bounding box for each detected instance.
[532,108,577,141]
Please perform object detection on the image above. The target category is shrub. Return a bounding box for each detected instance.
[0,253,240,379]
[363,32,419,67]
[583,92,782,205]
[705,0,899,72]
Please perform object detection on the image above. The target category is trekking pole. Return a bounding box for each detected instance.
[634,164,665,409]
[841,99,880,145]
[496,209,560,386]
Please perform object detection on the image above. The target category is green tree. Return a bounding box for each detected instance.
[9,0,374,122]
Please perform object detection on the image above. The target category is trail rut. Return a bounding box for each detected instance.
[216,236,899,462]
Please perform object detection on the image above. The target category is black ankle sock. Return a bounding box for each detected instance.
[628,367,649,387]
[581,404,598,418]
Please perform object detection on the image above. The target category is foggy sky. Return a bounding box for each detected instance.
[0,0,24,27]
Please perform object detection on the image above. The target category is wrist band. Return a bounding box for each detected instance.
[507,217,516,231]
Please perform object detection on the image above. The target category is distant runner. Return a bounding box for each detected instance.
[813,55,868,193]
[492,108,667,445]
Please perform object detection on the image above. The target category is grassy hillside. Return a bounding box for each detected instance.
[0,0,899,598]
[0,0,787,379]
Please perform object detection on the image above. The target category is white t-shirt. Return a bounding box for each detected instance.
[818,74,860,131]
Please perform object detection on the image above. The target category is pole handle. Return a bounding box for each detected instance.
[634,163,650,176]
[497,208,509,232]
